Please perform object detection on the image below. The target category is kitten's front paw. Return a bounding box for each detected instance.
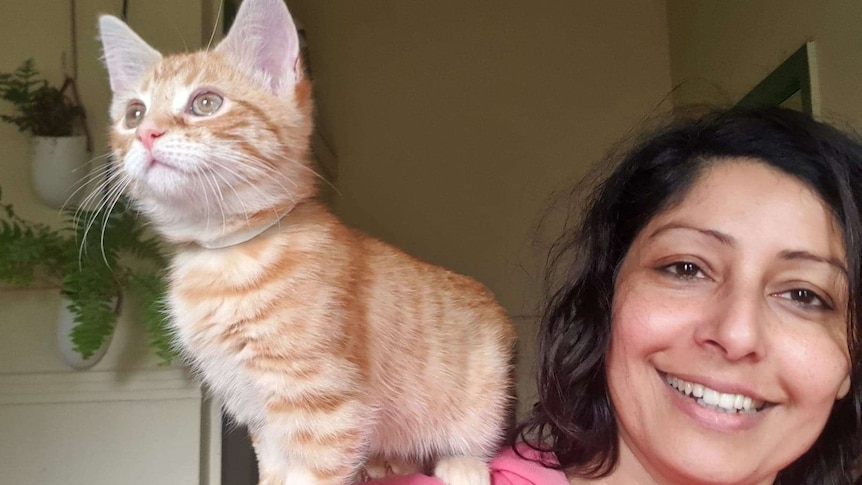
[388,457,422,476]
[362,455,423,481]
[433,456,490,485]
[363,455,389,480]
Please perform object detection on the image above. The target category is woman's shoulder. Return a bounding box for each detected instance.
[489,444,569,484]
[362,445,569,485]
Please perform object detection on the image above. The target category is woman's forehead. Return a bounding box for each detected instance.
[639,159,847,263]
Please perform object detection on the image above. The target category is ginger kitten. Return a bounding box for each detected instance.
[98,1,516,484]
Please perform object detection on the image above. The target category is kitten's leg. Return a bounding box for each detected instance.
[249,431,286,485]
[433,456,491,485]
[257,397,371,485]
[363,454,423,480]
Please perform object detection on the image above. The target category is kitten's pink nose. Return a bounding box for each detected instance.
[136,122,165,151]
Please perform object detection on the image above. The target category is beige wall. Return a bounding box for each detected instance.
[668,1,862,127]
[284,0,673,409]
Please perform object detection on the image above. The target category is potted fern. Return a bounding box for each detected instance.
[0,59,90,208]
[0,186,176,367]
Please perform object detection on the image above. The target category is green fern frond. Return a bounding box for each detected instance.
[62,258,122,359]
[0,206,68,285]
[0,59,83,136]
[128,238,168,266]
[131,272,178,364]
[2,186,174,363]
[66,296,118,360]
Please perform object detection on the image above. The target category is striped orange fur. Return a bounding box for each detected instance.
[99,1,516,484]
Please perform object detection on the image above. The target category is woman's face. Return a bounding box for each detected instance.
[606,160,852,484]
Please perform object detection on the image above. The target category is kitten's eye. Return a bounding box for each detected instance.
[662,261,706,280]
[190,92,223,116]
[775,288,832,310]
[125,101,146,128]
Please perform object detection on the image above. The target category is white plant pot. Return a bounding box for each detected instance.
[56,296,114,370]
[31,135,91,209]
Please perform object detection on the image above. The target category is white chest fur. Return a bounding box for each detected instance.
[167,243,291,428]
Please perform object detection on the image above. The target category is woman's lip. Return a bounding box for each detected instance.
[659,371,770,432]
[659,370,772,404]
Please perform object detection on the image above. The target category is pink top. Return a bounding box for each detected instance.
[364,447,569,485]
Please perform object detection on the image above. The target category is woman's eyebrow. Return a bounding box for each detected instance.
[648,223,735,246]
[778,250,848,275]
[648,224,846,274]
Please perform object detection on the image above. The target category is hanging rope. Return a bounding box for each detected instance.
[59,77,92,152]
[65,0,93,152]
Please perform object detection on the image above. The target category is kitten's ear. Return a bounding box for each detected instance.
[215,0,301,93]
[99,15,162,93]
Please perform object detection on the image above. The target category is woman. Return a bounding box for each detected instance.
[370,107,862,484]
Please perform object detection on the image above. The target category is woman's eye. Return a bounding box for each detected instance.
[776,289,831,310]
[125,102,146,128]
[662,261,706,280]
[190,92,223,116]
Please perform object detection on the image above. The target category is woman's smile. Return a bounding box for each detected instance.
[661,372,766,414]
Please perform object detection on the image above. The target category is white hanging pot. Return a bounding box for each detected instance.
[56,296,115,370]
[31,135,91,209]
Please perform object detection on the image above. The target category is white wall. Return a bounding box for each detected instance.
[0,2,218,484]
[0,368,213,485]
[0,0,203,366]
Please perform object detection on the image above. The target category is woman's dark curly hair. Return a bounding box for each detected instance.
[516,107,862,484]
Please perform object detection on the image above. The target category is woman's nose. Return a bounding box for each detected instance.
[694,284,767,362]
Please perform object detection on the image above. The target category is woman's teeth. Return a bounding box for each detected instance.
[665,374,765,414]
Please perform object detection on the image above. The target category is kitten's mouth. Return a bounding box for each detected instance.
[147,157,186,174]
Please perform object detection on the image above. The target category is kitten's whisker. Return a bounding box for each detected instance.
[81,173,126,254]
[74,160,116,187]
[79,175,129,267]
[206,162,255,229]
[193,171,212,234]
[204,153,277,199]
[161,11,188,51]
[68,153,112,182]
[198,169,228,236]
[99,180,129,269]
[75,168,126,229]
[210,151,300,203]
[234,147,337,198]
[62,160,117,212]
[202,170,228,235]
[75,152,112,172]
[206,0,224,51]
[75,168,126,236]
[97,177,129,258]
[73,179,110,222]
[209,156,293,222]
[194,146,299,225]
[205,147,280,179]
[214,173,229,237]
[271,141,340,194]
